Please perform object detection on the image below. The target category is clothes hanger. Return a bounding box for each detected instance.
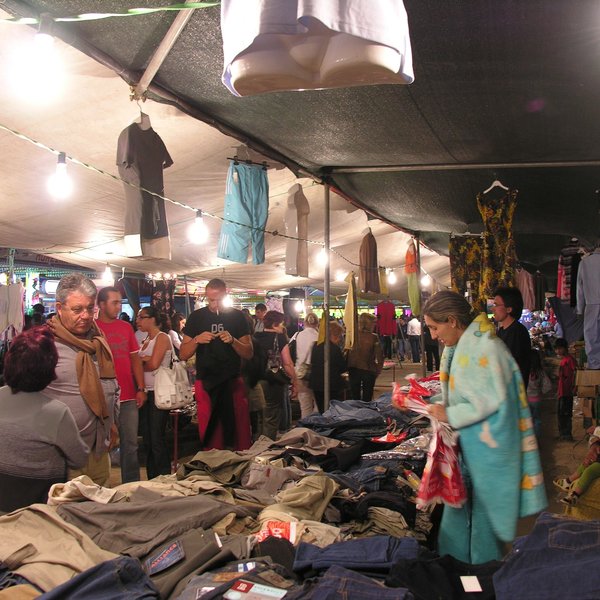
[483,179,509,194]
[133,99,151,130]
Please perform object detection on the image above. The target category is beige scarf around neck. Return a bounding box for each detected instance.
[48,315,115,419]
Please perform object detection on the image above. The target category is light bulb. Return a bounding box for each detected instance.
[102,265,114,286]
[8,15,65,104]
[47,152,73,199]
[335,270,347,282]
[163,273,171,280]
[294,300,305,313]
[387,270,397,284]
[222,295,233,308]
[188,210,209,244]
[421,274,432,287]
[317,248,329,266]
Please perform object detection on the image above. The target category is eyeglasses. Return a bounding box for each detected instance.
[492,303,505,308]
[63,305,95,315]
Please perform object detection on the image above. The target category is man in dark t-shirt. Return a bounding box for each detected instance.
[180,278,253,450]
[493,287,531,385]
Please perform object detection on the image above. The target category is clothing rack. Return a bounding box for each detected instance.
[227,155,269,170]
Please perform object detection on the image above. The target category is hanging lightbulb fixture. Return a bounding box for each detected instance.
[102,264,114,286]
[8,13,65,104]
[47,152,73,199]
[317,248,329,266]
[188,209,209,244]
[421,274,432,287]
[387,269,397,284]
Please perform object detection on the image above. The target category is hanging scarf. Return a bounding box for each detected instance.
[48,316,115,419]
[405,239,420,316]
[343,271,358,351]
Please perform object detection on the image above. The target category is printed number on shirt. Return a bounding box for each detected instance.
[211,324,224,334]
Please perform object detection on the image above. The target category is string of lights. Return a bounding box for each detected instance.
[0,120,440,286]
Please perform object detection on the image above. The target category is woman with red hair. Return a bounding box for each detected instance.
[0,327,89,512]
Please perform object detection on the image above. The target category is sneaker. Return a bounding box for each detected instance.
[553,478,571,492]
[560,493,579,506]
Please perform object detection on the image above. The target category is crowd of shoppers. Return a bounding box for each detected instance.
[1,270,579,572]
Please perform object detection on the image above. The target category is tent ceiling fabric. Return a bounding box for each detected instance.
[2,1,599,292]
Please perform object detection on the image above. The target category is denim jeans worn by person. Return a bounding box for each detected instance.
[139,391,171,479]
[118,400,141,483]
[409,335,421,363]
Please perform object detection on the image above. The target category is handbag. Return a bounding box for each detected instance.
[154,354,194,410]
[265,333,291,386]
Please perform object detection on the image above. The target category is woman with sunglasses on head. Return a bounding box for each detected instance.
[136,306,173,479]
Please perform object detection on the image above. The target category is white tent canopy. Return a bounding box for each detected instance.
[0,17,450,299]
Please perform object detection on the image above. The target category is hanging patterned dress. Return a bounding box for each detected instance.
[449,235,485,312]
[477,189,519,299]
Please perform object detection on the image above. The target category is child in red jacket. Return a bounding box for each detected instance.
[555,338,577,441]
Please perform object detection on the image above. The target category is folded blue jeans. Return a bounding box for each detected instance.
[494,512,600,599]
[38,556,160,599]
[287,565,413,599]
[294,536,419,573]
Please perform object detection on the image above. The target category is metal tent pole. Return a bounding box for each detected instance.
[133,1,196,99]
[324,183,331,411]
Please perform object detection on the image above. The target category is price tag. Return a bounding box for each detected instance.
[460,576,483,593]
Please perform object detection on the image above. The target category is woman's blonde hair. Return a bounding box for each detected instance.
[423,290,477,330]
[304,312,319,328]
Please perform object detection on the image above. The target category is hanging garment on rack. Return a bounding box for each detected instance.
[220,0,414,96]
[477,189,518,300]
[516,267,536,312]
[449,235,484,312]
[557,238,582,307]
[343,272,358,351]
[534,272,548,311]
[117,123,173,260]
[266,296,283,313]
[7,282,24,334]
[376,300,396,336]
[405,239,420,316]
[0,285,8,334]
[577,248,600,369]
[284,183,310,277]
[378,267,389,296]
[358,230,380,294]
[217,161,269,265]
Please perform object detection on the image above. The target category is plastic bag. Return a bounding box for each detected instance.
[392,378,466,509]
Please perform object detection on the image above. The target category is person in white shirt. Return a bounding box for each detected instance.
[292,312,319,417]
[407,316,422,363]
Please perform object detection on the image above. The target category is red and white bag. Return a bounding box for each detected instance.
[392,378,466,509]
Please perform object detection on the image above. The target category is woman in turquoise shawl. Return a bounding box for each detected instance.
[424,291,547,564]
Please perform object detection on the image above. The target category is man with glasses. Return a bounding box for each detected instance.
[96,286,146,483]
[43,274,118,486]
[492,286,532,385]
[180,278,253,450]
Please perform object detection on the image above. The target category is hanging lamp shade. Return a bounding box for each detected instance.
[221,0,414,96]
